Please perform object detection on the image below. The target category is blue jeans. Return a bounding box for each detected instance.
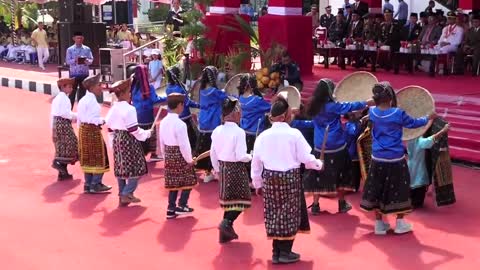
[117,178,139,196]
[168,189,191,210]
[84,173,103,187]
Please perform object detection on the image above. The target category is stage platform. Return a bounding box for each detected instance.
[1,61,480,164]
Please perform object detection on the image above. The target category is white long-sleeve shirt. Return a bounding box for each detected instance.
[77,91,104,126]
[105,101,151,143]
[251,122,323,189]
[51,92,76,128]
[159,112,193,163]
[210,122,252,172]
[439,24,464,48]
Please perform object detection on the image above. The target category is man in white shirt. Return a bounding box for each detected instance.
[160,93,197,219]
[77,74,112,194]
[436,11,464,54]
[210,97,252,244]
[251,96,323,264]
[31,22,49,70]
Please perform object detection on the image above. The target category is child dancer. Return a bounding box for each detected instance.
[166,66,201,150]
[408,123,449,208]
[160,93,197,219]
[51,78,78,181]
[195,66,228,183]
[211,97,252,243]
[304,79,372,214]
[361,82,436,235]
[131,65,167,162]
[106,79,152,206]
[344,109,369,192]
[77,74,112,194]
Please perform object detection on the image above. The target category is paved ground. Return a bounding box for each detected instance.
[1,87,479,270]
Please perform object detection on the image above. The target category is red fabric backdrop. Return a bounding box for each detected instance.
[258,15,313,75]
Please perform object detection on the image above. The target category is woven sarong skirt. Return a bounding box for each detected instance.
[303,147,355,195]
[164,145,197,190]
[194,131,213,171]
[360,159,412,215]
[52,116,78,164]
[219,161,251,211]
[112,130,148,179]
[78,123,109,174]
[262,168,310,240]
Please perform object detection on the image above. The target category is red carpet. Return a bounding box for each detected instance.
[0,87,479,270]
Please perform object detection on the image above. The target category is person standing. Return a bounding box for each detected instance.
[211,97,252,243]
[66,32,93,109]
[425,0,435,14]
[383,0,394,14]
[395,0,409,26]
[352,0,369,18]
[166,0,184,35]
[148,49,164,90]
[306,4,320,35]
[160,93,197,219]
[342,0,351,17]
[251,96,323,264]
[106,79,151,206]
[31,22,49,70]
[320,6,335,28]
[77,74,112,194]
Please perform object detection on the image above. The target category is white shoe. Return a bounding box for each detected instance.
[394,219,413,234]
[374,220,391,235]
[40,66,45,71]
[204,174,215,183]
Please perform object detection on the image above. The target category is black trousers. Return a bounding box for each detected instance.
[411,186,428,208]
[272,240,294,254]
[69,75,88,109]
[223,210,241,224]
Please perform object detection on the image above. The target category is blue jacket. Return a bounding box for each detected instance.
[345,121,362,160]
[291,120,315,149]
[131,84,166,125]
[369,107,428,160]
[312,101,367,150]
[239,95,271,134]
[198,87,227,132]
[166,84,200,120]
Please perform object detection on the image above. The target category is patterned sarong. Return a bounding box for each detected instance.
[263,168,310,240]
[219,161,251,211]
[78,123,109,174]
[112,130,148,178]
[52,116,78,164]
[164,145,197,190]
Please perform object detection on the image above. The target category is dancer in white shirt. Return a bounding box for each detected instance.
[51,78,78,181]
[77,74,112,194]
[251,96,323,264]
[210,97,252,244]
[160,93,197,219]
[105,79,151,207]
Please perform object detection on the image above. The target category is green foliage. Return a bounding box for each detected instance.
[148,3,170,22]
[162,29,187,69]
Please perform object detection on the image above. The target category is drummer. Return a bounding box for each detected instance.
[166,66,201,151]
[195,66,228,183]
[303,79,374,215]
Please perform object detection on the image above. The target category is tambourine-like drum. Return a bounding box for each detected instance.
[334,71,378,102]
[276,86,301,109]
[224,73,245,97]
[396,86,435,141]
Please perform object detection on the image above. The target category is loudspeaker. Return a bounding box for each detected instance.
[59,0,93,23]
[57,22,107,67]
[101,1,129,25]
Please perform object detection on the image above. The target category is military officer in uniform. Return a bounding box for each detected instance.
[320,6,335,28]
[329,9,348,47]
[378,9,402,70]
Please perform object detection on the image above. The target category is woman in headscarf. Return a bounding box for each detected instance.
[130,65,167,162]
